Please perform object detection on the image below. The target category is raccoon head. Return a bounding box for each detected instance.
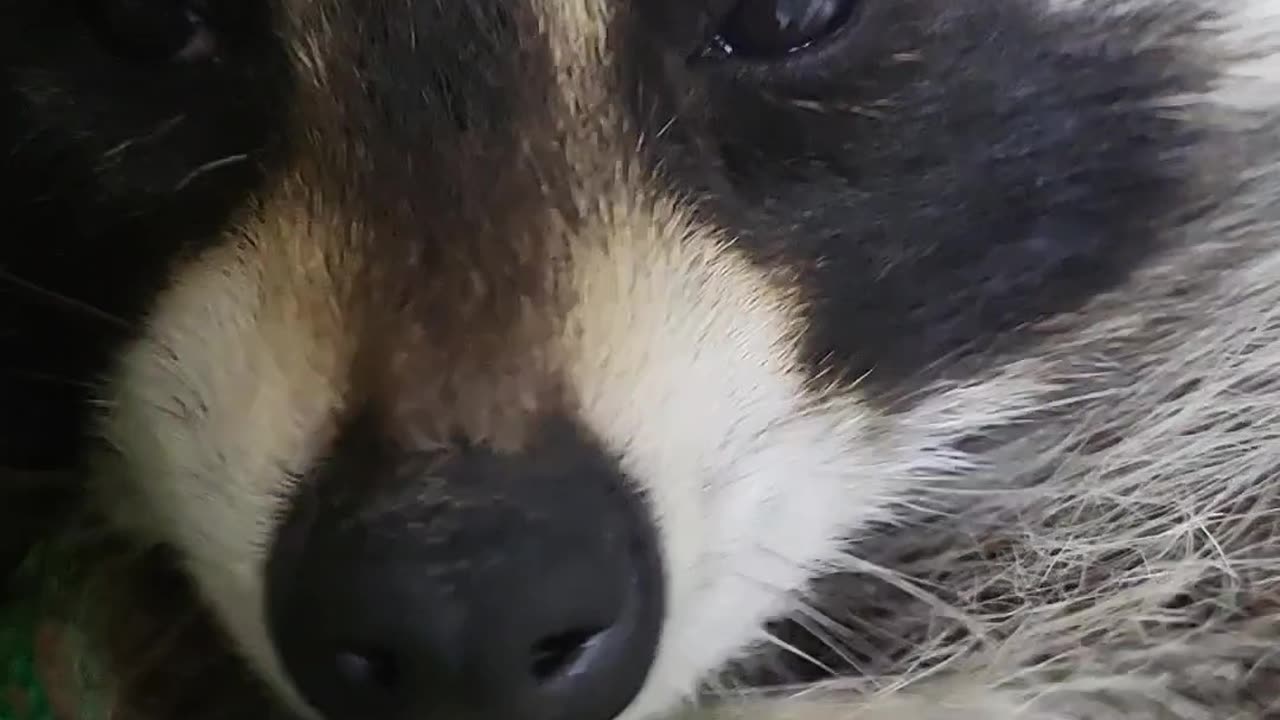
[0,0,1249,719]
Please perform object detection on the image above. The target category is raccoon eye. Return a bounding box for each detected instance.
[710,0,858,59]
[82,0,217,64]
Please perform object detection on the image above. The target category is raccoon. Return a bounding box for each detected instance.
[4,0,1280,719]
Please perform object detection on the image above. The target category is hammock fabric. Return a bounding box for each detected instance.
[1,542,108,720]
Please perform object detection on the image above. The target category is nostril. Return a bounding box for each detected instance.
[335,648,402,694]
[530,627,606,682]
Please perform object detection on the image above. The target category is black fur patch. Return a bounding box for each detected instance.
[0,0,292,467]
[623,1,1215,400]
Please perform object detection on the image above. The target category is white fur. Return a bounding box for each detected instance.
[96,197,358,720]
[558,193,894,718]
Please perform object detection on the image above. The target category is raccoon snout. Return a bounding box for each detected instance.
[263,416,665,720]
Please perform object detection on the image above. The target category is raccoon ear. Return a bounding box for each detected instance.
[79,0,217,64]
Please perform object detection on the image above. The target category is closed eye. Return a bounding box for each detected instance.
[81,0,218,64]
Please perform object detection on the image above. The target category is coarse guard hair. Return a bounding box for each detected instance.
[4,0,1280,719]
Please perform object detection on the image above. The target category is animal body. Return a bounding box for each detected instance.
[4,0,1280,718]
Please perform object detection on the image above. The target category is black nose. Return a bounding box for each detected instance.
[265,416,664,720]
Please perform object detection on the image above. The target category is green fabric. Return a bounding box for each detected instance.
[0,596,53,720]
[0,542,108,720]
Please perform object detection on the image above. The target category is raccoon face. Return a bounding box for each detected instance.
[1,0,1225,719]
